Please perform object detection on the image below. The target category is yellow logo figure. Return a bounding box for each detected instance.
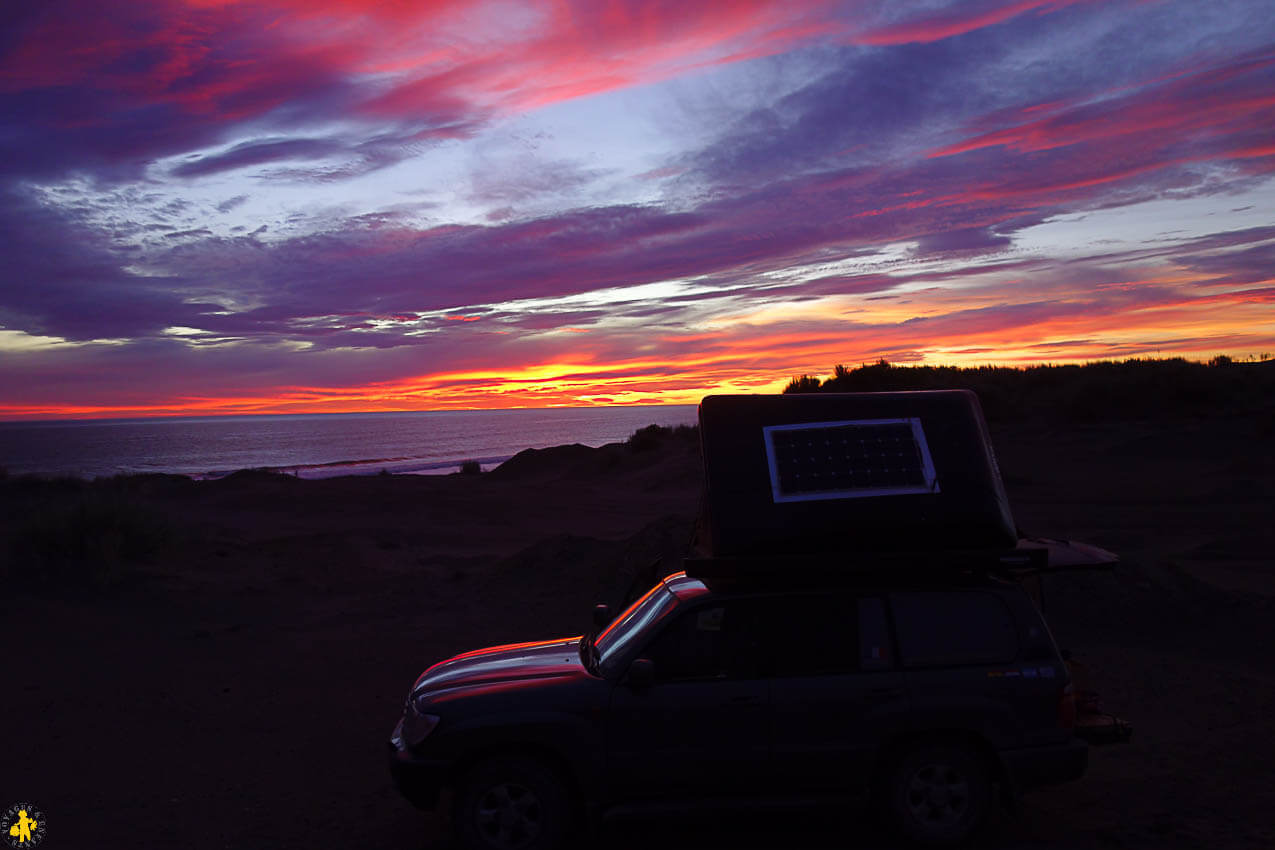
[8,811,36,844]
[3,804,44,848]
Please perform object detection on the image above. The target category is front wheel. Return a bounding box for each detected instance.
[454,756,574,850]
[885,742,991,846]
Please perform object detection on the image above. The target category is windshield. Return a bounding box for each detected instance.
[593,582,681,670]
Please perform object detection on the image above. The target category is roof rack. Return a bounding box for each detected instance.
[683,537,1117,585]
[684,547,1043,583]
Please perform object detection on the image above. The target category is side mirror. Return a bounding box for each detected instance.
[592,604,611,629]
[626,658,655,690]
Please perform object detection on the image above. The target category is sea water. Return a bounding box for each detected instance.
[0,406,699,480]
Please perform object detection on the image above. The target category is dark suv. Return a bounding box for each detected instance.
[388,567,1087,849]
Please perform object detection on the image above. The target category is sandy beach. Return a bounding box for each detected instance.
[3,415,1274,849]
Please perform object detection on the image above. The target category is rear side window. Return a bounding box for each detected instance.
[891,591,1018,668]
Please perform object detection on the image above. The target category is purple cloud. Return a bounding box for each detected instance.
[2,0,1273,416]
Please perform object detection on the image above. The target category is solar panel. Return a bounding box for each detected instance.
[763,418,939,503]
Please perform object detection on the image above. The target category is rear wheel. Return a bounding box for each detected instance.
[886,742,991,846]
[454,756,573,850]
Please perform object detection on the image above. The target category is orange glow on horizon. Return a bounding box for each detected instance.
[2,264,1271,422]
[4,346,1269,422]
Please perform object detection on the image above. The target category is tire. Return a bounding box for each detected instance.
[885,742,991,846]
[454,756,574,850]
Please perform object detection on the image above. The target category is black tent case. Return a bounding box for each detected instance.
[695,390,1016,562]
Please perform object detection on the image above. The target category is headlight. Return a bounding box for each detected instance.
[401,695,440,747]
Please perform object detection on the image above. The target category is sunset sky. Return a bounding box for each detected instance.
[1,0,1273,419]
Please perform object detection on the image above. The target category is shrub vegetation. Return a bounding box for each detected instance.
[782,357,1275,422]
[626,423,700,452]
[3,478,171,589]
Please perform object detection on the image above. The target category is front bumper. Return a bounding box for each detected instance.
[388,719,450,811]
[1001,737,1088,791]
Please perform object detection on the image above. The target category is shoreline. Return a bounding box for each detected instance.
[0,407,701,481]
[0,452,517,483]
[2,422,700,483]
[193,452,518,480]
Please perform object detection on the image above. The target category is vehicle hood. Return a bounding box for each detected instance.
[412,636,586,697]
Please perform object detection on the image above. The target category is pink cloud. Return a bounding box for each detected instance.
[929,51,1275,164]
[855,0,1085,46]
[0,0,850,184]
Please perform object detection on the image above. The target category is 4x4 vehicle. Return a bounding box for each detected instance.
[388,566,1087,849]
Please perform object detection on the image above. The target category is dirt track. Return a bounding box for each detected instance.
[4,418,1273,849]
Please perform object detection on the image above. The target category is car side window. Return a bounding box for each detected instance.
[764,594,896,676]
[644,600,763,681]
[890,591,1018,667]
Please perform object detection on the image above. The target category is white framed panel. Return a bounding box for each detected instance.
[762,417,940,503]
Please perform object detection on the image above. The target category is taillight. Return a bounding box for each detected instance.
[1058,683,1076,729]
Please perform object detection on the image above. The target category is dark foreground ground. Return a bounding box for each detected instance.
[3,415,1274,849]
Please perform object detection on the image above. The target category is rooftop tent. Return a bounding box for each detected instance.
[695,390,1016,558]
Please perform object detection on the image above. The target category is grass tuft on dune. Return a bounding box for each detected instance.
[5,487,171,588]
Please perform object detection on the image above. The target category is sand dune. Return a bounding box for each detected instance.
[3,417,1273,848]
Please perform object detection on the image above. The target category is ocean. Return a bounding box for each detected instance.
[0,405,699,480]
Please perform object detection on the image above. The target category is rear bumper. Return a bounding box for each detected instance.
[1001,737,1088,791]
[388,721,449,811]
